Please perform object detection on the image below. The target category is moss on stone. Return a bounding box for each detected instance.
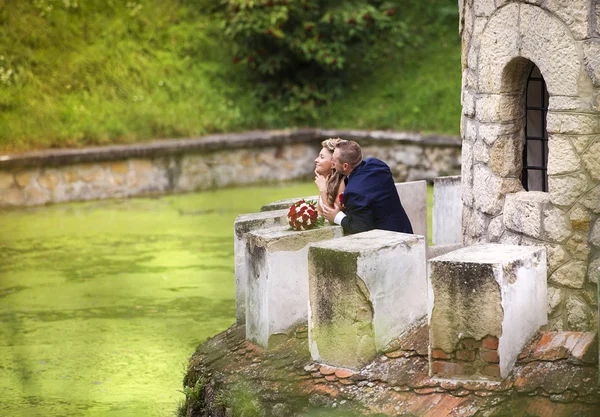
[308,246,377,368]
[430,261,503,353]
[267,226,339,253]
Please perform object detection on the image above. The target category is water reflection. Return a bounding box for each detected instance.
[0,182,316,417]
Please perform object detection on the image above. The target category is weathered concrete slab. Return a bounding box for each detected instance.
[395,180,428,240]
[260,196,319,212]
[234,209,289,324]
[428,244,547,380]
[245,225,343,348]
[308,230,427,369]
[427,243,464,260]
[433,176,462,245]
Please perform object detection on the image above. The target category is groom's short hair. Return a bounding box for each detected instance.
[335,141,362,169]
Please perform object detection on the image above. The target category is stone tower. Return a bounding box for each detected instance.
[459,0,600,331]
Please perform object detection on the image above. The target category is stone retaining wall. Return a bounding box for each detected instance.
[0,129,461,208]
[180,322,599,417]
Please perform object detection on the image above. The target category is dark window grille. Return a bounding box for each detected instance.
[522,66,549,191]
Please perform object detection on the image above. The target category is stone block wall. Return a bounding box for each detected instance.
[428,244,548,380]
[245,225,343,348]
[460,0,600,331]
[433,175,462,245]
[322,130,462,183]
[234,209,289,324]
[396,180,428,240]
[308,230,427,369]
[0,129,461,208]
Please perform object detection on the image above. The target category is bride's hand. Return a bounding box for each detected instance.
[314,173,328,191]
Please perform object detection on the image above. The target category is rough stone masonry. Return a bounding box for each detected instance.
[459,0,600,331]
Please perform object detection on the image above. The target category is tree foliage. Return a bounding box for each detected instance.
[222,0,407,120]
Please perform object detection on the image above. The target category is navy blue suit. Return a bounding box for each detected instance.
[340,158,413,235]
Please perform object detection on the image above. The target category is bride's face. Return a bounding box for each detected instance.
[314,147,334,176]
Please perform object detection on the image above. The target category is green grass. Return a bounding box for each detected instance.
[0,0,261,151]
[323,33,461,134]
[0,0,461,153]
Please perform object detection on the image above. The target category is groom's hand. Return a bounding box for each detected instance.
[321,201,341,224]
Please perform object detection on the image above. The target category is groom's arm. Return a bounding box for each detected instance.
[339,191,374,234]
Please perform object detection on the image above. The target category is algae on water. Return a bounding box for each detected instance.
[0,182,316,417]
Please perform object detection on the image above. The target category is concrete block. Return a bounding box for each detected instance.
[428,244,547,380]
[308,230,427,369]
[427,243,464,260]
[395,180,427,240]
[433,176,462,245]
[245,225,343,348]
[260,195,319,212]
[234,209,289,324]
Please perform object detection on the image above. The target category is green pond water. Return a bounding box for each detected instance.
[0,182,318,417]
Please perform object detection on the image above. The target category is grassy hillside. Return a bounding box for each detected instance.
[0,0,461,153]
[324,31,461,133]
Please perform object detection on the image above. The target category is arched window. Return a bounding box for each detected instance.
[522,65,549,191]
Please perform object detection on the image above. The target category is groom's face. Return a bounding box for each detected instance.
[332,148,349,176]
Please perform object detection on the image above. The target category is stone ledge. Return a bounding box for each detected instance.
[317,129,462,147]
[0,129,461,170]
[0,129,316,169]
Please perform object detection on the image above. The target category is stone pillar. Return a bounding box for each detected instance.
[308,230,427,369]
[433,176,462,245]
[395,180,428,241]
[245,225,343,348]
[428,244,547,380]
[234,209,289,324]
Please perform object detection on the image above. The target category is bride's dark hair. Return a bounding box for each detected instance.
[321,138,346,206]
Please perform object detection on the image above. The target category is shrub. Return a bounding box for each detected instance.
[221,0,408,122]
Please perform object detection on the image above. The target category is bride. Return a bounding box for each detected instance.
[314,138,346,216]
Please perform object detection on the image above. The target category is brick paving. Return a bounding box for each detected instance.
[184,323,600,416]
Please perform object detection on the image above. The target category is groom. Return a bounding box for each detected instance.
[322,140,413,235]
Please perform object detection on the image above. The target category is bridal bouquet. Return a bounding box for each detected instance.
[287,199,322,231]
